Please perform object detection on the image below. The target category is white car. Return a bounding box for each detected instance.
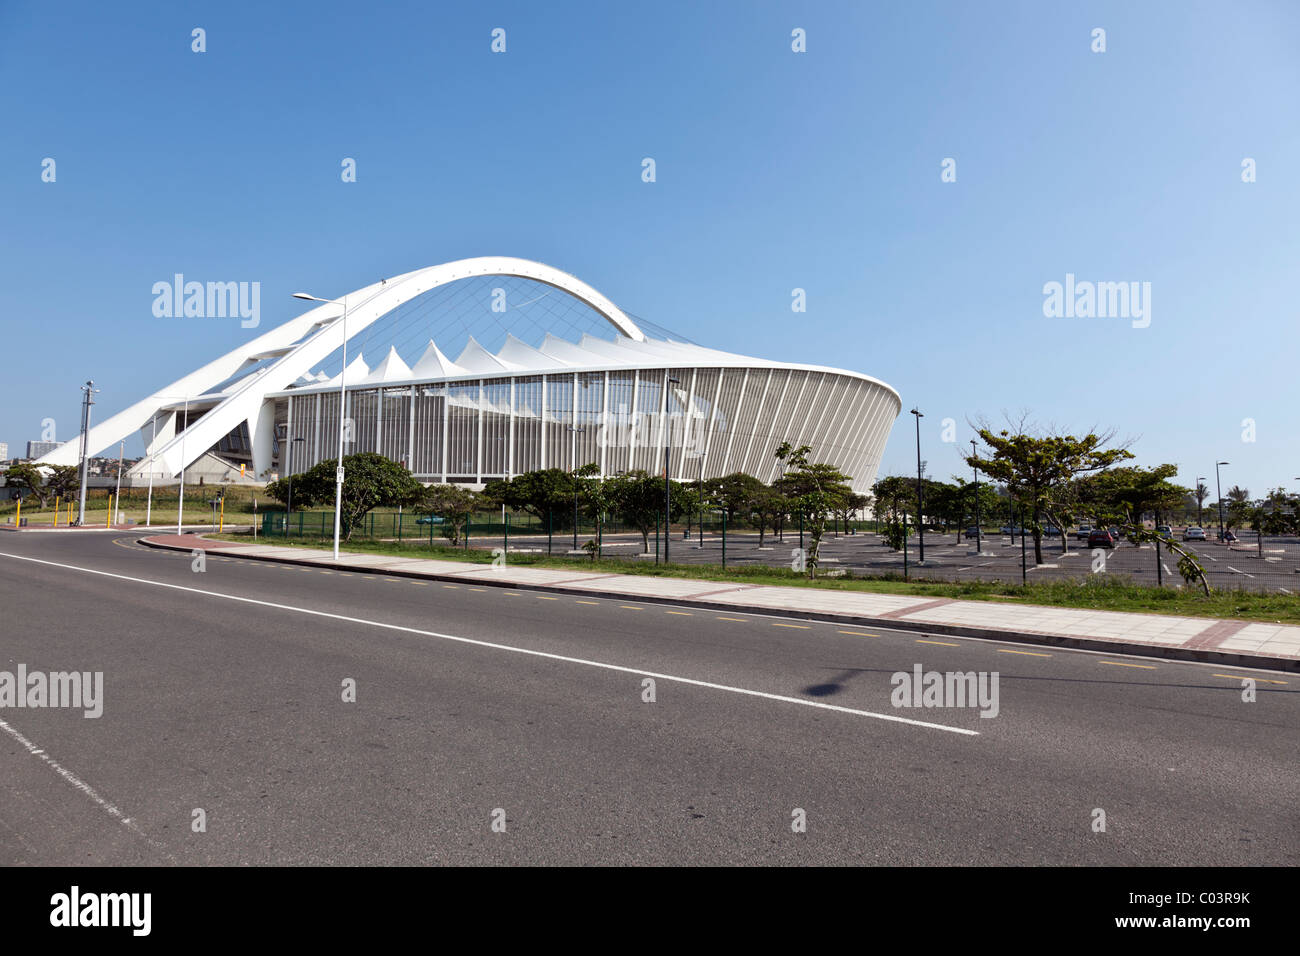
[1076,525,1092,540]
[1183,527,1206,542]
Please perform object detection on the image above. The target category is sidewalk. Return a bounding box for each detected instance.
[141,534,1300,673]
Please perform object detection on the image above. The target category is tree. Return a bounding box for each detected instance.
[418,483,481,546]
[4,463,54,507]
[608,471,686,553]
[496,468,576,531]
[1225,486,1252,532]
[704,472,764,528]
[1193,481,1210,526]
[1079,465,1188,531]
[871,475,915,550]
[44,465,80,502]
[286,453,423,540]
[966,421,1133,565]
[775,442,852,577]
[747,484,786,548]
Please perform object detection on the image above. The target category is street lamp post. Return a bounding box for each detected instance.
[176,393,190,534]
[1196,476,1207,529]
[1215,461,1229,542]
[970,439,981,553]
[567,425,584,551]
[1216,463,1227,541]
[665,377,680,563]
[75,381,98,526]
[112,439,125,526]
[293,292,350,560]
[910,408,925,563]
[286,435,305,536]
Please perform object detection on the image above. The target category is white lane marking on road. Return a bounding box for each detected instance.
[0,552,978,736]
[1226,566,1255,578]
[0,716,166,852]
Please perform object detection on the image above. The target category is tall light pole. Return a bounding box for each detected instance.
[75,381,98,526]
[293,291,350,560]
[567,425,584,550]
[176,393,190,534]
[970,439,981,553]
[1196,476,1207,529]
[1215,461,1229,541]
[286,436,305,533]
[112,439,125,526]
[910,408,924,563]
[665,377,681,563]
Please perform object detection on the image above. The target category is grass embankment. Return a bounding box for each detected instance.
[204,532,1300,626]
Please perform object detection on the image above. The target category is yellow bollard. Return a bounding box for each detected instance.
[53,496,60,527]
[219,496,225,532]
[106,494,113,528]
[15,498,20,528]
[68,501,73,526]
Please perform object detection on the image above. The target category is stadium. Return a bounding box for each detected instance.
[37,257,901,493]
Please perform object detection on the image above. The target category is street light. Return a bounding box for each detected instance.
[1215,461,1229,542]
[665,377,681,563]
[176,392,191,534]
[286,436,305,533]
[910,408,924,563]
[567,425,584,551]
[292,291,350,560]
[970,439,981,553]
[75,381,98,526]
[1196,476,1207,528]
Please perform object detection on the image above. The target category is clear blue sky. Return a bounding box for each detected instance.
[2,0,1296,498]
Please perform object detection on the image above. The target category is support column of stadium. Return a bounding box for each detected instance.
[76,381,97,526]
[1215,461,1229,541]
[665,376,680,563]
[293,291,350,561]
[910,407,924,563]
[598,371,609,477]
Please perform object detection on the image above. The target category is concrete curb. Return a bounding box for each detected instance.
[138,534,1299,675]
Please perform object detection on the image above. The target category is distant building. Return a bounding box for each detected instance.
[26,440,60,459]
[0,442,7,461]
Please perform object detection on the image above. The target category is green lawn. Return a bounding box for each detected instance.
[205,531,1300,626]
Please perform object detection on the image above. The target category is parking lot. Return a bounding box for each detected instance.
[486,526,1300,594]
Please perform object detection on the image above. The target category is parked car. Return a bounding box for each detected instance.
[1088,529,1116,548]
[415,515,445,525]
[1108,527,1122,541]
[1076,524,1092,540]
[1183,527,1206,541]
[1043,524,1062,536]
[1156,525,1173,539]
[964,526,981,538]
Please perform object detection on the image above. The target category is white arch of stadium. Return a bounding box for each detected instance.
[36,256,901,493]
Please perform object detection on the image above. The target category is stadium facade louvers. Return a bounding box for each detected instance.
[37,257,901,493]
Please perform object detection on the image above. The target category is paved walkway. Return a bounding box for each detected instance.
[140,533,1300,673]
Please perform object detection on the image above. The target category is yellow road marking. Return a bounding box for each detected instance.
[536,596,558,600]
[575,600,600,605]
[1099,661,1156,669]
[410,581,428,586]
[917,639,959,647]
[773,623,810,629]
[666,611,692,616]
[1212,673,1287,685]
[443,585,459,589]
[717,617,747,622]
[839,630,880,637]
[999,649,1051,657]
[468,588,485,592]
[619,605,642,610]
[319,570,333,575]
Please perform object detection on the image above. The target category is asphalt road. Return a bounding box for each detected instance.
[0,531,1296,865]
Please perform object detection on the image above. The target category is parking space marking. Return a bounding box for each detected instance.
[1226,566,1255,578]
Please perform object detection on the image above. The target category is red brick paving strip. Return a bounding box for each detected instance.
[1182,619,1250,650]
